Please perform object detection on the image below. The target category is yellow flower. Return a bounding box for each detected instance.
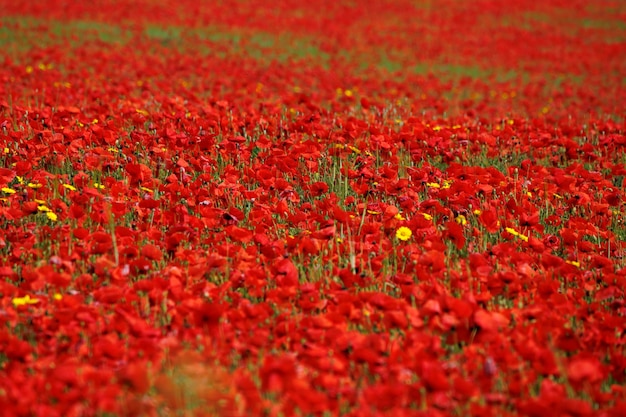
[456,215,467,226]
[505,227,519,236]
[422,213,433,221]
[505,227,528,242]
[395,226,412,241]
[473,209,482,215]
[46,212,58,221]
[426,182,440,189]
[1,187,16,194]
[394,213,405,221]
[53,293,63,301]
[12,295,39,307]
[94,183,105,190]
[140,186,153,193]
[62,184,76,191]
[566,260,580,267]
[37,205,51,212]
[28,183,42,189]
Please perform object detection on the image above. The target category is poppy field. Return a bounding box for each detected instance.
[1,0,626,416]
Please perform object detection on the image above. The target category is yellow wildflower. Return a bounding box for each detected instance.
[395,226,412,241]
[506,227,528,242]
[505,227,519,236]
[456,215,467,226]
[13,295,39,307]
[46,212,58,221]
[62,184,76,191]
[1,187,16,194]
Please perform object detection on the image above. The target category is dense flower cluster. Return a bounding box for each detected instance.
[0,0,625,416]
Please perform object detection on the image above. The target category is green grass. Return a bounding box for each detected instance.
[0,16,133,49]
[0,14,593,86]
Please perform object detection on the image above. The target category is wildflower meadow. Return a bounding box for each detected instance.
[1,1,626,416]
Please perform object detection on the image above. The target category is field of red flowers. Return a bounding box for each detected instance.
[1,1,626,416]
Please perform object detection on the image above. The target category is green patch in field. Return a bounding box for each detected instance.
[144,25,183,44]
[3,15,332,67]
[412,63,494,80]
[0,16,132,50]
[580,18,626,31]
[0,14,608,88]
[377,53,404,73]
[194,28,242,44]
[242,32,331,63]
[63,20,132,44]
[488,10,626,40]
